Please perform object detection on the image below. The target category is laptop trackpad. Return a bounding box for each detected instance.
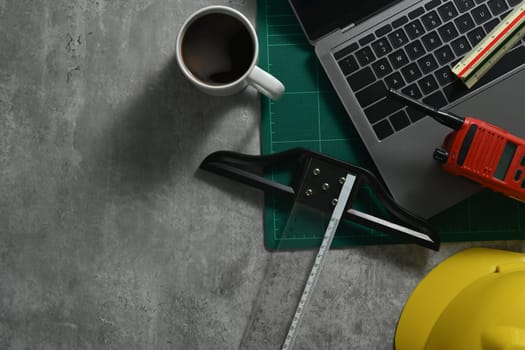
[371,68,525,219]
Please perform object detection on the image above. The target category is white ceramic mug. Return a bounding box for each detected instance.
[176,5,285,100]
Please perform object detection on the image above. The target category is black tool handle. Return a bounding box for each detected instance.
[200,148,439,250]
[200,150,304,198]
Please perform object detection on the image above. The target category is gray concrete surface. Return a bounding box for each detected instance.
[1,1,524,349]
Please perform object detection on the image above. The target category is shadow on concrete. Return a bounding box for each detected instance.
[194,167,264,211]
[90,55,260,201]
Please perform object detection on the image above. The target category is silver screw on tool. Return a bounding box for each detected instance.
[331,198,338,206]
[313,168,320,176]
[339,177,346,184]
[305,189,313,197]
[321,183,330,191]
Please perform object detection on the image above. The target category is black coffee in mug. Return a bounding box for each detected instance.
[176,6,284,100]
[181,13,255,85]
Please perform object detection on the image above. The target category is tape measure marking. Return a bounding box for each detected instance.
[281,173,356,350]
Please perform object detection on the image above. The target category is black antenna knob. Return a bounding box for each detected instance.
[433,148,449,163]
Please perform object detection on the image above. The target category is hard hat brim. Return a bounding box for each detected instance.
[394,247,525,350]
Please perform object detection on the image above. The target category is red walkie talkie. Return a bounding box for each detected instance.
[390,89,525,203]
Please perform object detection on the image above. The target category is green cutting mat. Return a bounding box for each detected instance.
[257,0,525,250]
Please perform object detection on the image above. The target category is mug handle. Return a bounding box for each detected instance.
[247,66,285,100]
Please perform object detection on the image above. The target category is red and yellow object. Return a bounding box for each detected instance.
[452,1,525,88]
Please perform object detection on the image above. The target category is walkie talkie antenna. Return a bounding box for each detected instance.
[388,88,464,130]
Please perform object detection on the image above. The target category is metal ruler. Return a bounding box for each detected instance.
[452,1,525,88]
[281,173,356,350]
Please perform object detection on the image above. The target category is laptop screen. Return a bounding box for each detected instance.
[290,0,401,42]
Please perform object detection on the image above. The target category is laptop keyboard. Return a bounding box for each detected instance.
[334,0,525,140]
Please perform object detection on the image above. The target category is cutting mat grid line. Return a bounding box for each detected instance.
[272,138,354,144]
[257,0,525,250]
[315,57,322,152]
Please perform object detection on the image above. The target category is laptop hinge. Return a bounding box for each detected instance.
[315,23,356,43]
[341,22,356,34]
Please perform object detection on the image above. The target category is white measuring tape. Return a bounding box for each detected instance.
[452,1,525,88]
[281,173,356,350]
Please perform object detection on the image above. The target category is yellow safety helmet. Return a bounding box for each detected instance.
[395,247,525,350]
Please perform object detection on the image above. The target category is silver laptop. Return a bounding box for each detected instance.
[289,0,525,218]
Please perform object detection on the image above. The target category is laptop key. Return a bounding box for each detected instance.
[438,2,459,22]
[372,58,393,78]
[472,4,491,24]
[467,26,486,46]
[355,80,387,108]
[392,16,409,28]
[435,66,456,85]
[406,107,428,122]
[424,90,448,108]
[418,54,439,74]
[401,63,423,82]
[487,0,508,15]
[454,13,475,33]
[389,49,410,69]
[406,40,426,60]
[390,110,412,131]
[355,47,376,66]
[421,11,443,30]
[451,57,462,67]
[359,34,376,46]
[375,24,393,37]
[408,7,425,19]
[347,67,375,91]
[372,38,393,57]
[435,44,455,64]
[451,36,472,55]
[418,75,439,94]
[388,29,410,48]
[365,98,404,124]
[334,42,358,60]
[405,19,425,39]
[483,18,500,32]
[509,0,522,6]
[438,22,460,42]
[425,0,443,11]
[402,83,423,99]
[373,119,394,140]
[500,9,512,20]
[338,55,360,75]
[443,80,471,102]
[356,81,388,107]
[422,31,443,51]
[453,0,475,12]
[384,72,405,89]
